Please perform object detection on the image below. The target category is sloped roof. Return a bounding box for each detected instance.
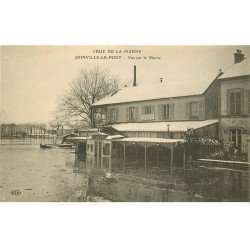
[218,58,250,79]
[111,119,219,132]
[79,128,98,132]
[92,73,220,106]
[92,132,108,136]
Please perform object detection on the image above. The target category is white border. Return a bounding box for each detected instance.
[1,0,250,250]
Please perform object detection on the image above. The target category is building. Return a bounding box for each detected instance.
[56,125,73,137]
[92,66,221,139]
[92,50,250,159]
[216,51,250,154]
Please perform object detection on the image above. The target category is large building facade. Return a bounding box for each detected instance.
[217,55,250,153]
[92,50,250,154]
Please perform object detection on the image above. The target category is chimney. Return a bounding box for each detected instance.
[160,78,163,83]
[234,49,245,64]
[133,65,137,86]
[218,69,223,77]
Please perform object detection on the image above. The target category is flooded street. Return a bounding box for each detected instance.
[0,139,249,202]
[0,139,87,201]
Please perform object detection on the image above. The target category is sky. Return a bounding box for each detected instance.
[1,45,250,124]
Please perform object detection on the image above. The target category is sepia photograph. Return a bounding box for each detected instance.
[0,45,249,202]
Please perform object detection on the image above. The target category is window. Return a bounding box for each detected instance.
[160,103,174,120]
[110,108,116,121]
[129,107,135,120]
[190,102,199,118]
[230,129,242,152]
[103,143,110,156]
[143,106,152,114]
[228,89,243,116]
[185,101,203,120]
[162,104,170,119]
[247,90,250,114]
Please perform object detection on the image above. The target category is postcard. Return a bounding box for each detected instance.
[0,45,249,202]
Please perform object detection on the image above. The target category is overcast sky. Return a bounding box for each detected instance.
[1,45,250,124]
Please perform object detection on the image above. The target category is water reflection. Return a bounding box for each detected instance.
[75,154,249,202]
[0,139,248,202]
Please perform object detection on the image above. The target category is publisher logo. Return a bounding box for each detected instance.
[10,190,21,196]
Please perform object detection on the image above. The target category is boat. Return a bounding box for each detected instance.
[40,143,53,149]
[58,142,74,148]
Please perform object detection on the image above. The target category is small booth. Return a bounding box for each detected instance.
[86,132,109,170]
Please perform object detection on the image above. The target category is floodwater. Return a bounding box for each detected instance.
[0,139,249,202]
[0,139,86,201]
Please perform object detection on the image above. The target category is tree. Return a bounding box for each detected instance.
[55,66,119,128]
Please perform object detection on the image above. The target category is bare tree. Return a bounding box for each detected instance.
[55,66,119,128]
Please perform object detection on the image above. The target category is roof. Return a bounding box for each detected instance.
[63,133,79,138]
[106,134,124,140]
[58,126,72,130]
[92,132,108,136]
[218,58,250,79]
[92,73,220,106]
[66,137,89,140]
[79,128,98,132]
[110,119,219,132]
[115,137,184,144]
[48,127,57,131]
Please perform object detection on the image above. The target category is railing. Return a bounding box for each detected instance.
[196,143,248,162]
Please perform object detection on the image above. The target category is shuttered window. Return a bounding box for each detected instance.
[227,89,244,116]
[247,90,250,115]
[110,108,116,121]
[185,103,189,119]
[190,102,199,118]
[186,101,203,119]
[116,108,119,121]
[159,104,174,120]
[142,105,152,114]
[162,104,170,119]
[129,107,136,121]
[169,103,174,119]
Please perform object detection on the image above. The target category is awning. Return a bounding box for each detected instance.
[110,119,219,132]
[115,137,184,143]
[106,134,124,140]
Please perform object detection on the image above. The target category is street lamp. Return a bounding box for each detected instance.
[166,124,170,137]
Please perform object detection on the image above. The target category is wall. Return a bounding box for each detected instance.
[204,81,221,119]
[220,76,250,116]
[220,117,250,149]
[106,95,205,123]
[219,76,250,148]
[248,137,250,162]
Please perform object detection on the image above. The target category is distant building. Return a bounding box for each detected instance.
[46,127,57,136]
[78,128,98,137]
[56,126,73,137]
